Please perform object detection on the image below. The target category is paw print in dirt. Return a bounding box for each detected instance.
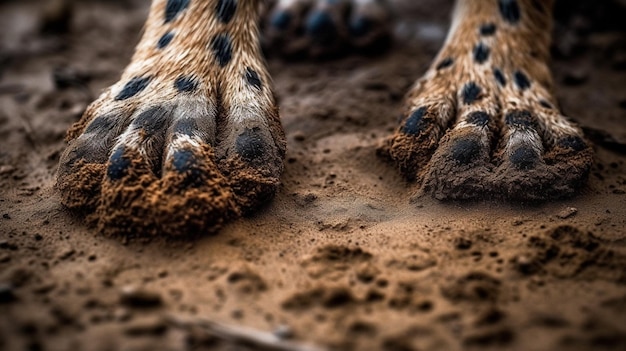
[57,0,285,235]
[262,0,392,57]
[378,1,593,201]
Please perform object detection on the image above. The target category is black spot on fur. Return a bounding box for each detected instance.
[558,136,586,152]
[132,106,170,134]
[510,147,538,169]
[539,100,553,109]
[499,0,521,24]
[175,76,198,93]
[115,76,151,100]
[494,68,506,86]
[451,138,481,165]
[402,107,428,135]
[514,70,531,90]
[236,128,266,163]
[158,32,174,49]
[107,147,130,180]
[466,111,490,127]
[173,118,197,136]
[165,0,190,23]
[462,82,482,105]
[211,33,233,67]
[84,116,116,134]
[245,67,262,90]
[436,57,454,70]
[473,43,490,64]
[216,0,237,24]
[480,23,497,36]
[505,110,537,128]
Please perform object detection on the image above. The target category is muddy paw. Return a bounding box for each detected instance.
[57,0,285,235]
[262,0,392,57]
[379,1,593,201]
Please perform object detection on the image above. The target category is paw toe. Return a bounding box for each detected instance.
[106,147,132,180]
[235,128,269,164]
[557,135,587,152]
[305,10,338,44]
[270,10,292,30]
[451,138,482,165]
[509,146,539,170]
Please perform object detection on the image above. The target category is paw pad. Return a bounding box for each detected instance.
[451,139,482,165]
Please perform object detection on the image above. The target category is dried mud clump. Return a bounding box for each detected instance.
[96,145,240,236]
[56,142,267,236]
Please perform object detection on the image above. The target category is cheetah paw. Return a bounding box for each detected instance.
[262,0,392,57]
[57,0,285,235]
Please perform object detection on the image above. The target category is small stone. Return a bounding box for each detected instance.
[557,207,578,219]
[33,282,57,294]
[273,324,294,339]
[58,248,75,260]
[0,283,16,303]
[515,255,538,275]
[113,307,132,322]
[120,286,163,308]
[0,165,16,175]
[123,316,167,336]
[454,237,472,250]
[293,131,306,142]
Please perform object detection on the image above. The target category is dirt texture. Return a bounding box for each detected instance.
[1,0,626,350]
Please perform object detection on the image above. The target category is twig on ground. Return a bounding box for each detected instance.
[165,314,328,351]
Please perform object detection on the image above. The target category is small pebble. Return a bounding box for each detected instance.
[515,255,538,275]
[120,286,163,308]
[454,237,472,250]
[0,165,16,175]
[113,307,132,322]
[123,316,167,336]
[58,248,75,260]
[273,324,294,339]
[293,131,306,142]
[557,207,578,219]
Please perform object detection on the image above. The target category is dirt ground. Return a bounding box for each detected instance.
[1,0,626,350]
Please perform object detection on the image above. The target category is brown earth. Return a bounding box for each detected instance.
[1,0,626,350]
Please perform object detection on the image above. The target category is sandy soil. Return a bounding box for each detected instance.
[1,0,625,350]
